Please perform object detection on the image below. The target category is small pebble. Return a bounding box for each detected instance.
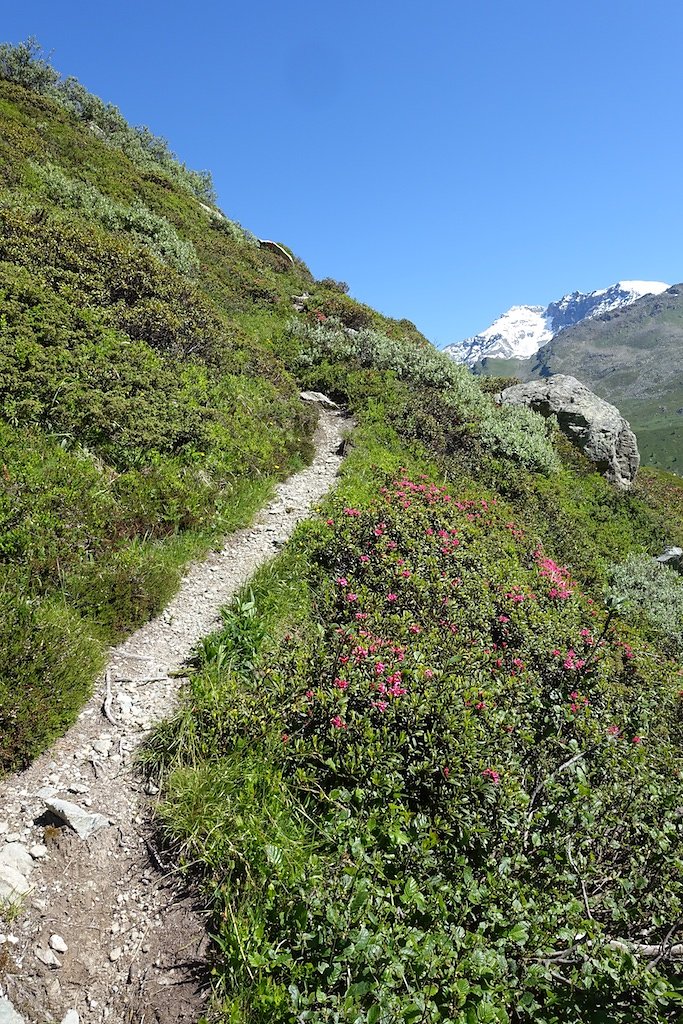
[49,933,68,953]
[30,844,48,860]
[109,946,123,962]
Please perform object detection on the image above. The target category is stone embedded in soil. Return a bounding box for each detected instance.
[49,933,68,953]
[60,1012,80,1024]
[0,843,34,877]
[0,864,30,904]
[35,944,62,968]
[29,844,48,860]
[92,737,112,757]
[0,997,26,1024]
[109,945,123,962]
[42,797,109,840]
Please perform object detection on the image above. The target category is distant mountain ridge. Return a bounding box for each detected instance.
[444,281,669,366]
[469,283,683,472]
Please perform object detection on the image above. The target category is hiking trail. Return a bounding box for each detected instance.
[0,406,348,1024]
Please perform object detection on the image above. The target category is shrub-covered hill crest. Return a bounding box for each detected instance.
[2,40,683,1024]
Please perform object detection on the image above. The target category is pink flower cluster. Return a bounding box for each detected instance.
[568,689,588,713]
[562,649,586,671]
[534,549,575,600]
[482,767,501,785]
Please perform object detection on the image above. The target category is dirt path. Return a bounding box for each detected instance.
[0,407,348,1024]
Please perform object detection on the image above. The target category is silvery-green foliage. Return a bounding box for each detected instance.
[32,162,199,275]
[0,41,216,203]
[290,317,486,416]
[290,318,559,472]
[608,553,683,652]
[0,38,59,94]
[478,403,560,475]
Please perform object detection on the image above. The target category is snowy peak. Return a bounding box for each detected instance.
[444,280,670,366]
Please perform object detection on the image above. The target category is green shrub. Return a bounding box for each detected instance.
[30,161,199,274]
[0,38,59,94]
[608,552,683,654]
[318,277,349,293]
[0,587,104,772]
[0,39,216,202]
[478,404,560,475]
[290,316,487,400]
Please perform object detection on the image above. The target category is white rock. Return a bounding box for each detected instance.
[91,738,111,756]
[109,945,123,962]
[60,1012,80,1024]
[0,843,34,877]
[49,933,68,953]
[35,944,62,968]
[4,833,20,843]
[0,996,26,1024]
[29,844,48,860]
[0,821,8,835]
[36,786,58,800]
[0,864,30,904]
[43,798,109,840]
[68,783,88,794]
[299,390,339,408]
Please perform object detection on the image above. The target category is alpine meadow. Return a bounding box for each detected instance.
[0,39,682,1024]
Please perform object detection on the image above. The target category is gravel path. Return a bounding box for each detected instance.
[0,407,348,1024]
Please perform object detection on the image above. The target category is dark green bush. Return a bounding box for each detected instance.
[0,587,104,772]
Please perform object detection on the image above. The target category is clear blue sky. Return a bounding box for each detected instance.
[4,1,683,346]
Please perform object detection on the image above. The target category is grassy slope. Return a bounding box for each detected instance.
[0,75,427,772]
[144,324,683,1023]
[2,52,683,1024]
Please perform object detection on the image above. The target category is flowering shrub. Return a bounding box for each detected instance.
[153,469,683,1023]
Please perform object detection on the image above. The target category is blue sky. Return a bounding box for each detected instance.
[4,1,683,345]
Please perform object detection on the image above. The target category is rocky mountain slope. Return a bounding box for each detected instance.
[444,281,669,365]
[476,285,683,472]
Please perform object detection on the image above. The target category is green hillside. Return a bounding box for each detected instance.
[2,41,683,1024]
[475,286,683,471]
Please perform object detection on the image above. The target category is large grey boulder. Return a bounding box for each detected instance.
[499,374,640,489]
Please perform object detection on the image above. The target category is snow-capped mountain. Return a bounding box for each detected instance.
[444,281,670,366]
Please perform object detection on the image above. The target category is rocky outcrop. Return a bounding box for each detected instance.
[499,374,640,489]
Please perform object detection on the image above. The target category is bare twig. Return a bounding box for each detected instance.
[608,938,683,960]
[566,840,593,920]
[650,917,683,968]
[113,676,168,685]
[102,669,117,725]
